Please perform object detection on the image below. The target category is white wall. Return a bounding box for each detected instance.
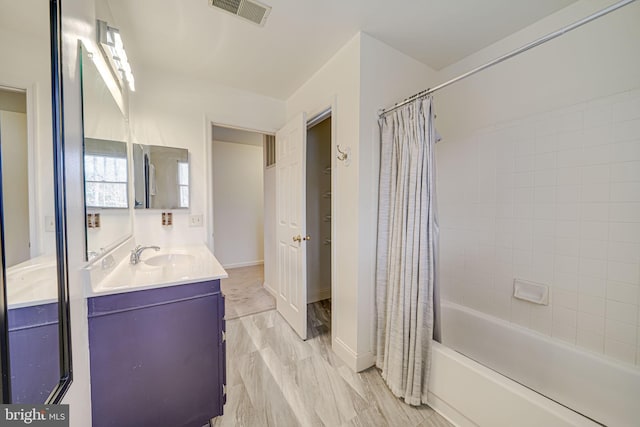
[0,24,56,258]
[436,0,640,368]
[284,32,437,370]
[212,140,264,268]
[128,66,285,248]
[0,110,30,267]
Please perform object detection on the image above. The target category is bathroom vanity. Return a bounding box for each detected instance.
[86,244,227,427]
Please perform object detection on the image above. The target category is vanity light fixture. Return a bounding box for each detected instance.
[97,20,135,92]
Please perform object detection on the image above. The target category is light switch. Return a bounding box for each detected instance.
[189,214,203,227]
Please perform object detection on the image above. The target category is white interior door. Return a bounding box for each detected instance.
[275,112,307,340]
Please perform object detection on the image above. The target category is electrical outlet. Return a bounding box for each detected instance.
[45,216,55,232]
[189,214,203,227]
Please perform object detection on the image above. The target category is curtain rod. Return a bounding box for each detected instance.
[379,0,637,117]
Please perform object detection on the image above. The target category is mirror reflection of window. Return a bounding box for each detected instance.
[84,138,128,209]
[178,161,189,208]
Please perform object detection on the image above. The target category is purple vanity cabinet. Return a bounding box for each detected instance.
[88,280,226,427]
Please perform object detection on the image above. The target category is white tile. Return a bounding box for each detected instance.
[580,221,609,241]
[607,281,639,304]
[514,204,533,219]
[555,255,579,275]
[556,238,579,257]
[606,300,638,325]
[604,338,636,364]
[576,329,604,354]
[584,104,612,130]
[557,167,581,186]
[534,170,556,187]
[577,311,605,335]
[515,156,534,172]
[609,222,640,243]
[554,289,578,310]
[580,203,609,222]
[533,219,555,237]
[552,323,577,344]
[612,97,640,123]
[535,134,557,153]
[513,172,534,188]
[610,182,640,202]
[534,152,556,170]
[609,203,640,223]
[557,149,582,168]
[579,239,608,260]
[514,187,534,204]
[534,204,555,220]
[581,145,611,166]
[579,276,606,297]
[556,130,583,151]
[556,221,580,238]
[607,241,640,263]
[610,161,640,182]
[534,187,555,204]
[554,272,579,292]
[533,236,554,255]
[610,140,640,162]
[556,203,580,221]
[559,111,583,133]
[510,298,531,327]
[514,137,535,157]
[581,165,610,184]
[530,305,552,336]
[513,249,532,265]
[581,183,610,203]
[579,258,607,279]
[613,118,640,142]
[607,261,639,285]
[582,125,613,147]
[605,319,637,345]
[556,185,581,204]
[578,294,605,316]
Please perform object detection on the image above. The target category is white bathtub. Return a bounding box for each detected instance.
[429,301,640,427]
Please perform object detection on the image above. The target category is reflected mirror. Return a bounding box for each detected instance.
[133,144,189,209]
[80,46,133,257]
[0,0,70,403]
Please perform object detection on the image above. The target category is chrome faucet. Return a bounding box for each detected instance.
[130,245,160,264]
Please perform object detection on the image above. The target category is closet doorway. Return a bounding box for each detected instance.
[305,114,332,338]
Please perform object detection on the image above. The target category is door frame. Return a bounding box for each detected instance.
[204,117,276,255]
[304,97,337,348]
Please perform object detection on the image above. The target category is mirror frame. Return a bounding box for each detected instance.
[0,0,73,403]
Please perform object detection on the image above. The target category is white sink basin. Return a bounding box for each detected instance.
[144,253,196,267]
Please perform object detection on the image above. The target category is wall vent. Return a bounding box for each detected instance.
[209,0,271,26]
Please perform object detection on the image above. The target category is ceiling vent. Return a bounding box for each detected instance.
[208,0,272,26]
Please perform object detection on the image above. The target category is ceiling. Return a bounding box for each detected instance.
[105,0,576,99]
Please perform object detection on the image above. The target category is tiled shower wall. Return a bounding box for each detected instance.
[438,88,640,366]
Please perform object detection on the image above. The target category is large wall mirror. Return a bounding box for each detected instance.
[133,144,189,209]
[0,0,71,403]
[80,46,133,258]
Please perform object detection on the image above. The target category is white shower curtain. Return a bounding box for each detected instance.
[375,96,439,406]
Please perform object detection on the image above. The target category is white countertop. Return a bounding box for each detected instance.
[6,254,58,309]
[86,244,228,298]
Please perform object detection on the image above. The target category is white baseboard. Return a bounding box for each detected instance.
[222,260,264,269]
[263,281,276,296]
[333,337,375,373]
[307,288,331,303]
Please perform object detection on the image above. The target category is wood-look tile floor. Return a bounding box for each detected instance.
[221,265,275,320]
[212,301,453,427]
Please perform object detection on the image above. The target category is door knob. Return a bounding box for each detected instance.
[303,235,311,241]
[292,235,302,242]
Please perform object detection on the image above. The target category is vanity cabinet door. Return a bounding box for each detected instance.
[88,280,225,427]
[218,293,227,408]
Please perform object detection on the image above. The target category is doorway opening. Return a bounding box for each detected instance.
[210,124,275,319]
[306,114,332,339]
